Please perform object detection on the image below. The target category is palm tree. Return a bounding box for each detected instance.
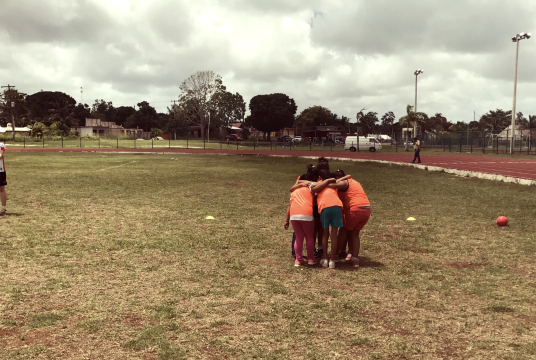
[398,105,428,151]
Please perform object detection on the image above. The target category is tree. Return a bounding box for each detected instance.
[72,103,91,126]
[1,89,29,140]
[296,106,338,133]
[398,105,427,151]
[449,121,468,132]
[428,113,452,132]
[358,111,379,136]
[90,99,115,122]
[114,106,136,127]
[178,71,225,139]
[164,104,191,137]
[245,93,297,140]
[210,90,246,134]
[25,91,76,128]
[516,112,528,129]
[478,109,511,133]
[125,101,159,132]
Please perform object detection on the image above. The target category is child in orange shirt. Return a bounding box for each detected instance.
[329,169,371,268]
[284,173,316,266]
[310,169,342,269]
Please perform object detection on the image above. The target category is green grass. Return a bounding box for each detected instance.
[0,152,535,359]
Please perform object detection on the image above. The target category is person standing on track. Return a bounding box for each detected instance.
[0,142,7,215]
[412,137,421,163]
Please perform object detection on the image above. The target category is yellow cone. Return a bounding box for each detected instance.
[205,216,215,220]
[406,217,416,221]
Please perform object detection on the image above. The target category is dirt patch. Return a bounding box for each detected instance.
[0,328,18,338]
[226,183,246,187]
[123,313,144,328]
[370,233,399,240]
[255,259,281,266]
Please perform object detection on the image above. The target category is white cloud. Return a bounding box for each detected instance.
[0,0,535,122]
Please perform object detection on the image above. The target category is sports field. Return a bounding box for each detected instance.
[1,152,535,359]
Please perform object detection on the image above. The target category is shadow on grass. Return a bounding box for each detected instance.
[0,212,24,217]
[336,256,385,272]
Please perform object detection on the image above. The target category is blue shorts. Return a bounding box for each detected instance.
[320,206,343,228]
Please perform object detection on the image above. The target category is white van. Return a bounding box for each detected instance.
[344,136,382,152]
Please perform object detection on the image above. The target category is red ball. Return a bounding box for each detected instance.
[496,216,508,226]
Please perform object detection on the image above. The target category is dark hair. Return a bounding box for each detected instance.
[316,157,329,172]
[306,163,315,173]
[331,169,345,179]
[300,173,314,181]
[317,169,330,180]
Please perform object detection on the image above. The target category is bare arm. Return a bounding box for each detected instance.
[310,178,336,194]
[284,200,291,230]
[0,149,4,160]
[290,180,311,193]
[327,179,348,190]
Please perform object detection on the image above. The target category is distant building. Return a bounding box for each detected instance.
[3,123,31,136]
[72,118,143,138]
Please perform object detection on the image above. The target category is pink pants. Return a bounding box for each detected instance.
[291,220,315,261]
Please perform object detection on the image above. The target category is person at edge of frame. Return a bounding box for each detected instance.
[0,142,7,215]
[412,137,421,164]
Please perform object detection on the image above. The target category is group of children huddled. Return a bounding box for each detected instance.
[284,157,370,269]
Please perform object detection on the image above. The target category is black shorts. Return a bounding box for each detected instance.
[0,172,6,186]
[313,205,320,218]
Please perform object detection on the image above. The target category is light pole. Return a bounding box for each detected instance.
[510,32,531,154]
[414,69,423,140]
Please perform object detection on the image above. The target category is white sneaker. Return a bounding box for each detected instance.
[329,261,336,269]
[0,209,5,216]
[320,259,329,268]
[345,253,353,261]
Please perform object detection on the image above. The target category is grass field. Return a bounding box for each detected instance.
[1,152,535,359]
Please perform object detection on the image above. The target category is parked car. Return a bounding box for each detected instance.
[226,134,243,141]
[292,136,302,143]
[278,135,293,142]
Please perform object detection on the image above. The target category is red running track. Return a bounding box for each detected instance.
[12,148,536,181]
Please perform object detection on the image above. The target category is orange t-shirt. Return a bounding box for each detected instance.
[290,186,313,216]
[338,179,370,209]
[317,180,343,213]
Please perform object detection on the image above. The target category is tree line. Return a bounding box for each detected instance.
[1,71,535,140]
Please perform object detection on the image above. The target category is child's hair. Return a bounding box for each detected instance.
[306,163,315,173]
[299,173,314,181]
[331,169,346,179]
[317,169,330,180]
[316,157,329,172]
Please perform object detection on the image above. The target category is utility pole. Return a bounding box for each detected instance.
[1,84,16,141]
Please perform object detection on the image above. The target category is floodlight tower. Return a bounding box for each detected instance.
[414,69,423,141]
[510,32,531,154]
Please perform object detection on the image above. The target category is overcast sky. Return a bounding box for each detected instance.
[1,0,535,123]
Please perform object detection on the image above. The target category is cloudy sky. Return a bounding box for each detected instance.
[1,0,535,123]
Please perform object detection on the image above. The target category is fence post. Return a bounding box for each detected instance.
[204,138,205,150]
[253,140,256,151]
[459,136,462,153]
[271,141,273,151]
[169,137,170,149]
[24,137,26,148]
[529,136,531,155]
[134,139,136,149]
[61,136,63,149]
[43,137,45,148]
[187,138,188,149]
[80,137,81,148]
[310,140,312,151]
[236,140,238,150]
[99,137,100,149]
[331,141,333,152]
[152,139,154,149]
[117,137,119,149]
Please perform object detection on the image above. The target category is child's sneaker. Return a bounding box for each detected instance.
[351,257,360,268]
[307,259,317,266]
[315,248,323,258]
[345,252,353,261]
[0,209,5,216]
[338,250,347,260]
[320,259,329,268]
[329,260,336,269]
[294,260,306,267]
